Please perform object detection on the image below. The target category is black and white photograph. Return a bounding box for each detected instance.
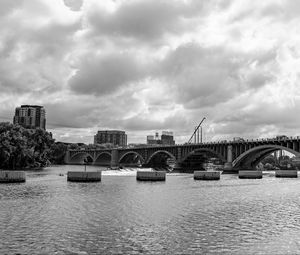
[1,0,300,254]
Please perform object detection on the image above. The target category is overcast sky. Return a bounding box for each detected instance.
[0,0,299,144]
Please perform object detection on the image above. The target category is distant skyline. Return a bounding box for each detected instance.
[0,0,300,144]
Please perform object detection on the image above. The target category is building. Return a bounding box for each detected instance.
[147,131,175,146]
[127,143,147,148]
[13,105,46,130]
[161,131,175,145]
[94,130,127,147]
[146,135,159,145]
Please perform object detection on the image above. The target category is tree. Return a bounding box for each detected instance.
[0,122,54,169]
[50,142,68,164]
[261,155,276,166]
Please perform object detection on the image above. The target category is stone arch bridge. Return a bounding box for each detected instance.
[64,137,300,173]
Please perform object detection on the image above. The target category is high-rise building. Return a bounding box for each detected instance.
[94,130,127,147]
[13,105,46,130]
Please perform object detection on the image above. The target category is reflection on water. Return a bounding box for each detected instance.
[1,165,300,254]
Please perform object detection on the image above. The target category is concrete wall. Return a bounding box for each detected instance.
[275,170,298,178]
[194,171,220,180]
[239,171,262,179]
[136,171,166,181]
[0,171,26,183]
[67,171,101,182]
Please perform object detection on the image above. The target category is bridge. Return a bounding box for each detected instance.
[64,137,300,173]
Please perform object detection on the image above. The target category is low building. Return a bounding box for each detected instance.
[146,131,175,146]
[161,131,175,145]
[127,143,147,148]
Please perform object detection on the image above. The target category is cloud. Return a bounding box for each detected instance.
[85,0,196,43]
[0,0,300,145]
[0,0,23,16]
[69,52,148,96]
[63,0,83,11]
[0,0,80,95]
[155,43,277,109]
[84,0,233,44]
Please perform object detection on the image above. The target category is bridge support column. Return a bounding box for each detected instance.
[223,145,236,174]
[64,150,71,164]
[177,147,182,161]
[111,149,119,169]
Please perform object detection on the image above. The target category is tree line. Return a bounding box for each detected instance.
[0,122,67,170]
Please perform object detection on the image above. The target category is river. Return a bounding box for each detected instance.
[1,165,300,254]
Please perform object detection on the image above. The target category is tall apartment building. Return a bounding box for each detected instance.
[13,105,46,130]
[94,130,127,147]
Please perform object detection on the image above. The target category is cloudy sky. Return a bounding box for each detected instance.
[0,0,300,144]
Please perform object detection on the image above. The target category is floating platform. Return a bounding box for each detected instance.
[67,171,101,182]
[275,170,298,178]
[0,171,26,183]
[194,171,220,180]
[239,170,262,179]
[136,171,166,181]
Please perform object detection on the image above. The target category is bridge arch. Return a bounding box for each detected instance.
[233,145,300,170]
[94,152,112,166]
[119,151,145,165]
[179,148,226,164]
[178,148,226,170]
[146,150,176,166]
[70,152,94,164]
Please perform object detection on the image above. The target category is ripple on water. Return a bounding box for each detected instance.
[1,167,300,254]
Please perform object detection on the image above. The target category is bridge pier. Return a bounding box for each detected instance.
[223,145,237,174]
[172,162,183,172]
[64,150,71,164]
[111,149,119,169]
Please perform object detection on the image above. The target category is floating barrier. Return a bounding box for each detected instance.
[239,170,262,179]
[275,170,298,178]
[67,171,101,182]
[136,171,166,181]
[0,171,26,183]
[194,171,220,180]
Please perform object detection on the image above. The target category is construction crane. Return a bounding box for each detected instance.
[188,117,206,144]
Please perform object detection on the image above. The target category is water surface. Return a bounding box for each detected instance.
[1,165,300,254]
